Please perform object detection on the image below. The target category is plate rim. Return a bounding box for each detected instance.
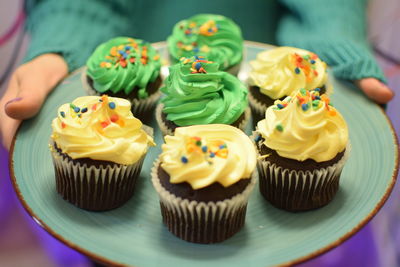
[9,40,400,267]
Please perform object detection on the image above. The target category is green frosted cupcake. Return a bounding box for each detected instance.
[155,56,250,136]
[167,14,243,75]
[84,37,162,121]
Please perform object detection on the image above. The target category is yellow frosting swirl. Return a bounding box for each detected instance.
[51,95,155,165]
[160,124,256,189]
[249,47,328,99]
[256,89,348,162]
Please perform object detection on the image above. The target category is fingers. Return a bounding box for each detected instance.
[355,78,394,104]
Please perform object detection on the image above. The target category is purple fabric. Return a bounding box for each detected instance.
[0,145,90,267]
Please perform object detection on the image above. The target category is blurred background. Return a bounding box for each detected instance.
[0,0,399,266]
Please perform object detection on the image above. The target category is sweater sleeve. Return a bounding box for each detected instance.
[277,0,386,83]
[24,0,132,72]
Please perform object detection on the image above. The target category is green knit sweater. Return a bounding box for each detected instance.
[25,0,385,82]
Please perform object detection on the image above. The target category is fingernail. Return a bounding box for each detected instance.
[5,97,22,106]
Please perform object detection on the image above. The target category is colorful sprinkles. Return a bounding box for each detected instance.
[292,53,321,82]
[59,95,126,130]
[181,136,229,164]
[99,38,160,69]
[179,56,213,74]
[272,88,336,116]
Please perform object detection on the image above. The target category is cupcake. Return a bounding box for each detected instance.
[167,14,243,75]
[84,37,162,121]
[50,95,155,211]
[151,124,257,243]
[248,46,331,123]
[155,56,250,136]
[254,88,349,211]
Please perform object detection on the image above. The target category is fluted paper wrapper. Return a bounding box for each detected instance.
[248,88,269,125]
[256,144,350,212]
[151,159,257,243]
[50,145,145,211]
[155,103,251,136]
[81,68,161,121]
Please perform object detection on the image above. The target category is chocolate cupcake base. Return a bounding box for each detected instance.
[253,134,350,212]
[50,144,145,211]
[151,160,256,244]
[155,103,251,136]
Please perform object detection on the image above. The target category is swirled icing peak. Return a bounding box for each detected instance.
[249,47,328,99]
[161,56,248,126]
[160,124,256,189]
[86,37,161,99]
[167,14,243,70]
[51,95,155,165]
[256,88,348,162]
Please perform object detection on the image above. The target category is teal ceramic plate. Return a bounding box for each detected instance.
[10,42,399,267]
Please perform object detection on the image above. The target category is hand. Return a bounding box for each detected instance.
[355,78,394,104]
[0,54,68,150]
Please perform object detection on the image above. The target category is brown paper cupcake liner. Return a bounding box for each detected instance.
[81,68,161,120]
[151,159,257,243]
[155,103,251,136]
[254,138,350,211]
[50,145,145,211]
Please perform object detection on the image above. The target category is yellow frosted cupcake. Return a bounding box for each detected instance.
[254,88,349,211]
[151,124,257,243]
[248,46,331,123]
[50,95,155,211]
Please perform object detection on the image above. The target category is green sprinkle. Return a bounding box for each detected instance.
[276,124,284,132]
[195,140,202,146]
[300,88,307,96]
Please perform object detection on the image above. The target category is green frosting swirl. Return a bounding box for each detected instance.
[161,57,248,126]
[86,37,161,99]
[167,14,243,70]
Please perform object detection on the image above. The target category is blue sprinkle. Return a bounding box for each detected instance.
[209,152,215,158]
[118,50,124,55]
[254,135,262,142]
[310,59,316,64]
[208,28,213,32]
[302,103,309,111]
[81,107,88,113]
[60,111,65,118]
[193,47,200,53]
[195,62,201,70]
[314,88,321,92]
[194,55,200,60]
[181,156,188,163]
[125,45,132,50]
[108,102,116,109]
[219,144,226,149]
[295,67,301,74]
[73,107,80,113]
[201,146,208,153]
[78,114,82,118]
[277,104,284,109]
[315,95,321,100]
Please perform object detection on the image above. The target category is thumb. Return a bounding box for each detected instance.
[5,54,68,120]
[5,73,50,119]
[355,78,394,104]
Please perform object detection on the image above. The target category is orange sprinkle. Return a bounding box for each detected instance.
[61,122,66,129]
[116,119,125,127]
[110,114,119,123]
[92,103,97,111]
[329,109,337,116]
[101,121,110,128]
